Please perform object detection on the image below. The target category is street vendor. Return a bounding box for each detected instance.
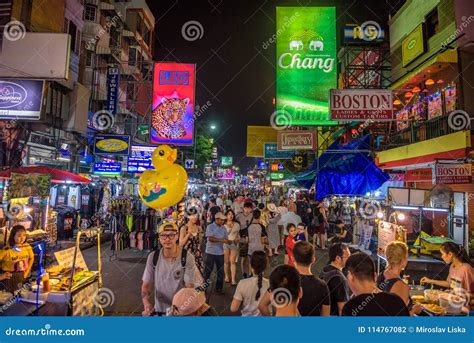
[0,225,34,293]
[421,242,473,308]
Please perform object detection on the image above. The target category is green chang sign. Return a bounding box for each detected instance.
[276,7,337,126]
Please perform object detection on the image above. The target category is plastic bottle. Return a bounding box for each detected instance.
[42,272,50,292]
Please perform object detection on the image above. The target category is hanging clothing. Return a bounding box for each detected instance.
[67,186,81,210]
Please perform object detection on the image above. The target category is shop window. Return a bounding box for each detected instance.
[426,8,439,39]
[84,5,97,22]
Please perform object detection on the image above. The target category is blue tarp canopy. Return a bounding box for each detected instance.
[294,135,390,201]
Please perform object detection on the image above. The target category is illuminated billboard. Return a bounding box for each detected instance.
[151,62,196,145]
[276,7,337,126]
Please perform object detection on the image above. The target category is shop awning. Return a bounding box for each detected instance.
[0,166,92,184]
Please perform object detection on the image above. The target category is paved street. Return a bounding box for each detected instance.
[82,243,330,316]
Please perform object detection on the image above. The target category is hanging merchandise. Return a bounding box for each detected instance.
[138,145,188,210]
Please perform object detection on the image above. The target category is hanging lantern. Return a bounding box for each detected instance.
[425,79,435,85]
[412,86,421,93]
[393,99,402,105]
[404,91,413,98]
[437,79,444,84]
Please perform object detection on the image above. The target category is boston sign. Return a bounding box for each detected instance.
[435,163,472,184]
[277,131,317,151]
[330,89,393,120]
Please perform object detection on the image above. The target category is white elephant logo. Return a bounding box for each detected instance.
[309,40,324,51]
[289,40,303,51]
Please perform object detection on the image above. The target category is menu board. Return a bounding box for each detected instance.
[54,247,88,271]
[377,221,397,258]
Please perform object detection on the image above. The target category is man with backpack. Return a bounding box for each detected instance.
[319,242,351,316]
[141,222,200,316]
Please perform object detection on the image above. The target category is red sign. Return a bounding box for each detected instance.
[151,63,196,146]
[436,163,472,184]
[277,131,317,151]
[330,89,393,120]
[405,168,432,182]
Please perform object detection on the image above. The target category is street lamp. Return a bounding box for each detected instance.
[210,124,216,130]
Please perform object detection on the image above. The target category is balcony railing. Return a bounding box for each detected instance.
[382,114,460,149]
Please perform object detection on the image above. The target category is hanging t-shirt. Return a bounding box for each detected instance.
[0,244,34,272]
[67,186,81,210]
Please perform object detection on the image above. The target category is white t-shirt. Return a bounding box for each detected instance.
[142,249,198,313]
[233,276,269,316]
[216,197,224,208]
[248,223,266,255]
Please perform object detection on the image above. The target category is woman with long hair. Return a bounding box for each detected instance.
[230,251,268,316]
[179,211,204,274]
[0,225,34,293]
[223,209,240,285]
[421,242,473,295]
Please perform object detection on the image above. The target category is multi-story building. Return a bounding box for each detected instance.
[376,0,474,238]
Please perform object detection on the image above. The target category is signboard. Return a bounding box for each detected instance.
[93,162,122,176]
[0,80,44,120]
[270,172,285,180]
[257,160,267,170]
[55,247,88,271]
[405,168,432,182]
[106,67,120,115]
[247,126,279,157]
[221,156,233,167]
[270,163,284,172]
[94,134,130,156]
[264,143,295,159]
[402,25,424,67]
[276,7,337,126]
[330,89,393,120]
[377,221,398,258]
[343,23,385,43]
[127,145,156,173]
[277,131,317,151]
[185,159,195,169]
[151,62,195,146]
[217,168,236,180]
[435,163,472,184]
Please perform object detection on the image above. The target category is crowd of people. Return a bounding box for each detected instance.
[140,191,474,317]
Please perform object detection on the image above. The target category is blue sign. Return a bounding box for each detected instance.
[257,160,267,170]
[0,79,44,120]
[106,67,120,115]
[93,162,121,175]
[127,145,156,173]
[159,70,189,85]
[94,134,130,156]
[264,143,295,159]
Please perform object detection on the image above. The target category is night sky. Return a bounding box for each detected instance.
[147,0,405,172]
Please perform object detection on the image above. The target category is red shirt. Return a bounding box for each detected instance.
[285,236,296,266]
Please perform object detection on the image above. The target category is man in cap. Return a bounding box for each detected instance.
[141,222,199,316]
[203,212,233,294]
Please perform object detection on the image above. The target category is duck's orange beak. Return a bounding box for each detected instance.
[167,149,177,162]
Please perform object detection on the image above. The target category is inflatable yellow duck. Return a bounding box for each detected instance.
[138,145,188,210]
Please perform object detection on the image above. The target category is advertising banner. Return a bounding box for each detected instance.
[276,7,337,126]
[343,23,385,43]
[264,143,295,159]
[94,134,130,156]
[405,168,432,182]
[151,62,195,146]
[106,67,120,115]
[0,79,44,120]
[330,89,393,120]
[127,145,157,173]
[93,162,122,176]
[402,25,424,67]
[277,131,317,150]
[435,163,472,184]
[217,168,236,180]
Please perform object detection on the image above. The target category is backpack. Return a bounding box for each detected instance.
[320,267,346,287]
